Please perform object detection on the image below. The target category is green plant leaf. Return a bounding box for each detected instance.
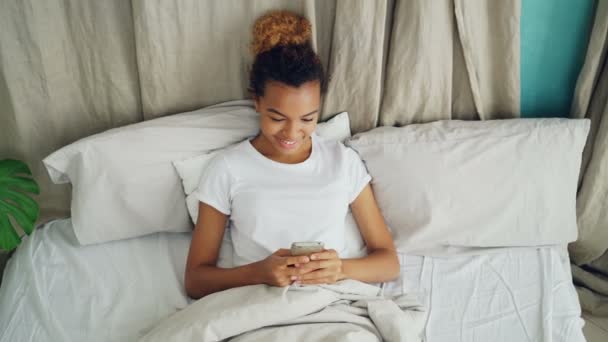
[0,159,40,251]
[0,216,21,251]
[2,188,38,221]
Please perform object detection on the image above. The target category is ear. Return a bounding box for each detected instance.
[253,96,261,113]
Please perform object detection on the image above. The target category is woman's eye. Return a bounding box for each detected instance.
[270,117,284,122]
[302,118,314,122]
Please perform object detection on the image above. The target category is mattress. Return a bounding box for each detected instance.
[384,250,586,341]
[0,219,585,341]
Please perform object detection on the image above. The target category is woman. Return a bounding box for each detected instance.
[185,11,399,299]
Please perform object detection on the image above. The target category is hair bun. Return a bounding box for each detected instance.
[251,11,312,56]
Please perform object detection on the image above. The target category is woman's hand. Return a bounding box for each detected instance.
[297,249,344,285]
[256,249,311,287]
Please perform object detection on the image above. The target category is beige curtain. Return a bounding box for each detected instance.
[377,0,520,127]
[322,0,520,132]
[0,0,142,219]
[569,0,608,316]
[0,0,520,222]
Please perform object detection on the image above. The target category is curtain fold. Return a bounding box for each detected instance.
[569,0,608,316]
[454,0,520,119]
[379,0,458,126]
[570,0,608,266]
[378,0,520,127]
[320,0,390,132]
[132,0,336,119]
[0,0,142,218]
[0,0,520,222]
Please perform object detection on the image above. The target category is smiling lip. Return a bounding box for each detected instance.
[277,138,298,150]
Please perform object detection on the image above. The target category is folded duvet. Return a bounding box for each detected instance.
[139,280,426,342]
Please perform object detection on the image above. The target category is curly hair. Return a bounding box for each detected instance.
[248,11,327,97]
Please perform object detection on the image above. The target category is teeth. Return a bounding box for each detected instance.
[280,139,296,145]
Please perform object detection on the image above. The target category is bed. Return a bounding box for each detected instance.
[1,1,605,340]
[0,218,585,341]
[0,101,592,341]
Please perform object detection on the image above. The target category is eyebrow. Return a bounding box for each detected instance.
[267,108,318,118]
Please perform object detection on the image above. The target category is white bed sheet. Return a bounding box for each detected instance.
[0,219,585,341]
[384,250,586,341]
[0,219,193,341]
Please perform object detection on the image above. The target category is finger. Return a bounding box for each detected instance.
[286,266,314,277]
[284,255,310,267]
[274,248,291,257]
[309,249,338,261]
[300,260,334,271]
[299,276,335,285]
[299,269,331,281]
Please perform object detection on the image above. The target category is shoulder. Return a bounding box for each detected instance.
[211,139,250,165]
[219,139,250,157]
[203,140,250,178]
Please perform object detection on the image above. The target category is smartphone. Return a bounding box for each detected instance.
[290,241,324,256]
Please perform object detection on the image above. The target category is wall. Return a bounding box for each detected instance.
[521,0,596,117]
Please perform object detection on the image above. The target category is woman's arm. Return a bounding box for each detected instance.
[297,184,400,285]
[185,202,255,299]
[342,184,400,282]
[185,202,309,299]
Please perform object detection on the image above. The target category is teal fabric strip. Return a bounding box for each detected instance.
[521,0,596,118]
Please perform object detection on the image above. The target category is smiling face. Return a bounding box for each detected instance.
[252,80,321,163]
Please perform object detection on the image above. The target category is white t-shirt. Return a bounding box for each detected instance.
[196,134,371,267]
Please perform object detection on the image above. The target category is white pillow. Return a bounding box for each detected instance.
[347,118,590,253]
[42,100,255,244]
[173,112,366,266]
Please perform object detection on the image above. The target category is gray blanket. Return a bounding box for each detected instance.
[140,280,425,342]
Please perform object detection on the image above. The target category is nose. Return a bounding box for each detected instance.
[282,121,299,139]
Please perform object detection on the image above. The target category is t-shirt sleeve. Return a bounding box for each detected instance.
[196,154,232,215]
[345,146,372,203]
